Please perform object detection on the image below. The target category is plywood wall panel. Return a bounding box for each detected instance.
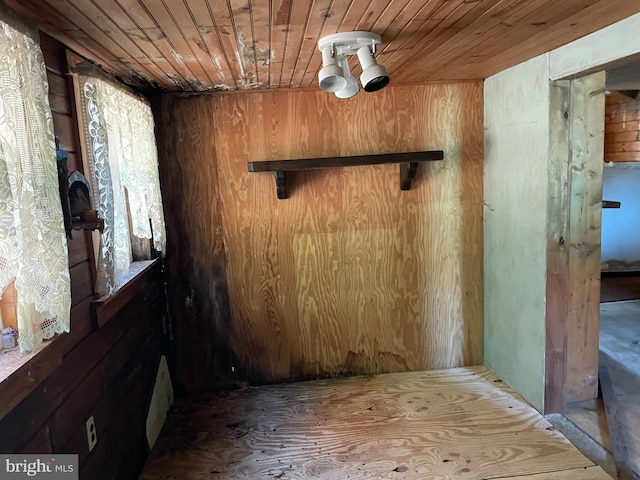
[154,94,234,393]
[159,82,483,389]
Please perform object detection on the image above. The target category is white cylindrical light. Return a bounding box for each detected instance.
[334,57,359,99]
[318,46,347,92]
[356,46,389,92]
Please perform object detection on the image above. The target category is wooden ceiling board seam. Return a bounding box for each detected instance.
[278,0,311,87]
[393,0,528,83]
[449,0,640,81]
[184,0,238,88]
[246,0,273,88]
[175,0,235,87]
[110,0,192,88]
[92,1,165,59]
[269,0,292,87]
[380,0,479,71]
[156,0,221,87]
[300,0,361,88]
[2,0,143,86]
[420,0,603,79]
[331,0,443,83]
[397,0,555,82]
[375,0,449,62]
[70,0,172,86]
[136,0,211,89]
[438,0,614,75]
[228,0,261,88]
[43,0,133,59]
[301,0,370,87]
[288,0,334,88]
[281,0,316,88]
[209,0,246,89]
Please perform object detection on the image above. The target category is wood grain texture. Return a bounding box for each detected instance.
[139,366,603,480]
[563,72,605,403]
[605,92,640,162]
[5,0,640,92]
[545,79,571,414]
[152,93,234,393]
[156,82,483,390]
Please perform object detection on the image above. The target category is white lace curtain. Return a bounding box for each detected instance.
[0,19,71,351]
[76,70,166,297]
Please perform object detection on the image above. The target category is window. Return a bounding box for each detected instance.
[74,67,166,297]
[0,18,71,352]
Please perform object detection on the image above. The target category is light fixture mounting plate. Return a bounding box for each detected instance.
[318,31,382,55]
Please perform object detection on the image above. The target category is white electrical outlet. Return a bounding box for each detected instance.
[86,416,97,452]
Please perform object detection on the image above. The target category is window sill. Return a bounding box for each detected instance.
[0,258,162,422]
[0,340,52,384]
[0,337,63,421]
[92,258,161,328]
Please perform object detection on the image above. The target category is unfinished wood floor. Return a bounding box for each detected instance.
[138,366,609,480]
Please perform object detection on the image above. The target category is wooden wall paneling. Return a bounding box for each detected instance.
[604,92,640,162]
[545,79,571,414]
[563,72,605,403]
[214,92,292,382]
[154,94,233,393]
[48,314,149,451]
[21,424,52,454]
[0,288,140,453]
[52,111,76,153]
[69,261,94,307]
[203,83,483,387]
[64,331,159,468]
[78,332,162,480]
[67,232,90,268]
[49,297,95,359]
[0,350,63,423]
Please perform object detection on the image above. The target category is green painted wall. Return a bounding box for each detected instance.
[483,54,550,412]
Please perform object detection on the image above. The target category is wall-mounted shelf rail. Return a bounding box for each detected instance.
[247,151,444,199]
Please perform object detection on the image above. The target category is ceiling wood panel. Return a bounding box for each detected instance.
[3,0,640,93]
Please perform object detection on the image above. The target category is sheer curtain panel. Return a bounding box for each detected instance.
[76,69,166,297]
[0,19,71,351]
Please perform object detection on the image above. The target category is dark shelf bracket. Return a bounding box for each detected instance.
[248,151,444,200]
[275,171,287,199]
[400,162,419,191]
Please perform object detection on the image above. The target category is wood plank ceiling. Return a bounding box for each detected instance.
[5,0,640,93]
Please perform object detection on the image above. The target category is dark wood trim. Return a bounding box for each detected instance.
[91,258,162,328]
[247,151,444,172]
[248,151,444,199]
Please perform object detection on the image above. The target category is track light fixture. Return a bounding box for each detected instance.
[317,32,389,98]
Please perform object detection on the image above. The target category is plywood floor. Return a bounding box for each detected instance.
[567,300,640,472]
[139,366,610,480]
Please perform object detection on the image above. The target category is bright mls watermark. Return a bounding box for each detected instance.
[0,455,78,479]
